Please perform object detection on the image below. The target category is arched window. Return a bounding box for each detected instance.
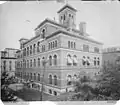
[82,56,86,66]
[55,40,57,48]
[87,56,90,66]
[97,57,100,65]
[71,42,73,48]
[42,45,45,52]
[67,75,72,85]
[41,29,45,39]
[30,45,32,55]
[53,55,57,65]
[61,16,62,20]
[34,59,36,67]
[51,42,52,49]
[94,57,96,66]
[49,75,52,84]
[49,56,52,66]
[53,41,54,48]
[67,54,72,65]
[27,47,29,56]
[49,43,50,50]
[69,14,71,17]
[54,75,57,85]
[38,74,40,81]
[74,42,76,49]
[68,41,70,48]
[27,60,29,68]
[42,57,45,66]
[34,73,36,80]
[30,59,32,67]
[64,14,65,20]
[38,58,40,67]
[49,89,52,94]
[54,91,57,96]
[33,44,36,54]
[24,48,26,56]
[74,74,77,80]
[37,42,40,52]
[73,55,78,66]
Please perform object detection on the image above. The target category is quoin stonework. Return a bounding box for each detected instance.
[15,4,103,96]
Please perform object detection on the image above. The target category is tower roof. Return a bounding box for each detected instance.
[57,4,77,13]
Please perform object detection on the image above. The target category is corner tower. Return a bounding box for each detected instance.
[57,4,77,30]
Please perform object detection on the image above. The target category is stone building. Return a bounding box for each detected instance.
[16,4,103,96]
[1,48,18,76]
[102,47,120,67]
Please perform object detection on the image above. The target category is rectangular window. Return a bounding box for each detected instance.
[49,89,52,94]
[42,45,45,52]
[68,41,70,48]
[9,61,12,71]
[83,44,89,52]
[34,73,36,80]
[3,61,6,71]
[94,47,99,53]
[38,74,40,81]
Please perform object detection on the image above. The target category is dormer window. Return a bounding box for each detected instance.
[64,14,65,20]
[41,28,46,39]
[61,16,62,20]
[69,14,71,17]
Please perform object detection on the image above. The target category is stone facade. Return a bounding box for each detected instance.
[16,4,103,96]
[1,48,18,76]
[102,47,120,67]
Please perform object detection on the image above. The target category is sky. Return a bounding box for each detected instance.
[0,1,120,51]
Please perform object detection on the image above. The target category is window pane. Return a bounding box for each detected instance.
[83,44,89,52]
[68,41,70,48]
[54,55,57,65]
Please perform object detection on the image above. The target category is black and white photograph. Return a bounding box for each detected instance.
[0,0,120,105]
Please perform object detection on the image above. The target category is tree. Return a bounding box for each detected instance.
[1,71,17,101]
[95,64,120,100]
[71,63,120,101]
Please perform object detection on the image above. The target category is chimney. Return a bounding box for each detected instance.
[79,22,86,35]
